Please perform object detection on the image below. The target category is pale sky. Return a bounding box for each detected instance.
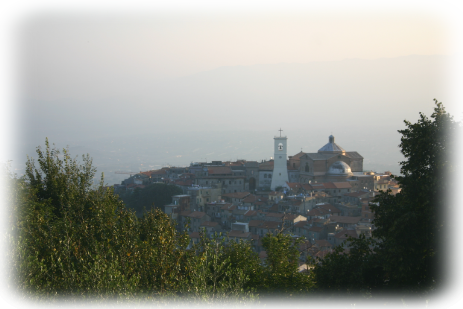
[0,1,457,109]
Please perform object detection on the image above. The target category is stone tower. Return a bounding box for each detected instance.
[271,129,289,190]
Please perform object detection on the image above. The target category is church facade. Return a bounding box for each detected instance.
[297,135,363,183]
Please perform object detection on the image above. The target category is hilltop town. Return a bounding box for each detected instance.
[113,133,401,264]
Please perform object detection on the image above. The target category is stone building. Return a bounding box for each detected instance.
[298,135,363,183]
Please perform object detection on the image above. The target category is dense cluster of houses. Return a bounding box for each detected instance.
[114,158,400,266]
[112,135,403,266]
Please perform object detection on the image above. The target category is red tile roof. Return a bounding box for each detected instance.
[289,151,305,160]
[220,203,236,211]
[242,194,259,203]
[248,220,264,227]
[319,203,341,213]
[244,210,258,217]
[329,216,361,225]
[308,226,323,232]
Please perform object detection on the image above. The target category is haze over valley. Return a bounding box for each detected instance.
[6,11,457,185]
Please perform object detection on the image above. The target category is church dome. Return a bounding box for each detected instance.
[318,135,345,153]
[327,161,352,176]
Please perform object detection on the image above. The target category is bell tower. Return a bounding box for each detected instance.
[271,128,289,190]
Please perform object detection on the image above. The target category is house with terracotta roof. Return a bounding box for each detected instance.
[267,191,284,203]
[256,221,281,237]
[265,212,285,222]
[228,230,252,241]
[200,221,220,234]
[189,232,201,247]
[333,229,359,247]
[241,194,265,207]
[307,226,324,242]
[180,211,211,232]
[342,190,373,205]
[328,215,361,229]
[315,239,333,251]
[219,203,236,227]
[221,191,251,205]
[193,165,247,194]
[307,203,342,220]
[361,201,374,221]
[204,201,228,221]
[321,182,352,202]
[248,220,265,235]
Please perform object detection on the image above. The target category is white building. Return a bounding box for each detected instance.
[271,129,290,190]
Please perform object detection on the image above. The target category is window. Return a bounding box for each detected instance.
[264,174,267,178]
[305,162,310,172]
[229,180,232,184]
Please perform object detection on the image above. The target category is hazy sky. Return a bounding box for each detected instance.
[0,1,460,171]
[3,4,458,124]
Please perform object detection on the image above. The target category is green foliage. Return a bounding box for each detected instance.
[181,232,260,302]
[310,235,390,308]
[10,140,265,302]
[119,183,183,217]
[312,100,458,296]
[0,233,50,308]
[369,99,458,292]
[24,138,98,221]
[260,232,314,295]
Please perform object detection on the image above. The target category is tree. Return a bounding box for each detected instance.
[119,183,183,217]
[168,234,259,309]
[313,100,458,296]
[370,99,458,292]
[260,232,314,296]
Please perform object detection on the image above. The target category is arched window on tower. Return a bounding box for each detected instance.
[305,163,310,172]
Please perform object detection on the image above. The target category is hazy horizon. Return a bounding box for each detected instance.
[8,11,458,185]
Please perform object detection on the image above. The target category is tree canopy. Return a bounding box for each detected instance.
[313,99,458,297]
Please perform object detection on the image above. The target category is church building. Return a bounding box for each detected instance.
[297,135,363,183]
[270,129,290,190]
